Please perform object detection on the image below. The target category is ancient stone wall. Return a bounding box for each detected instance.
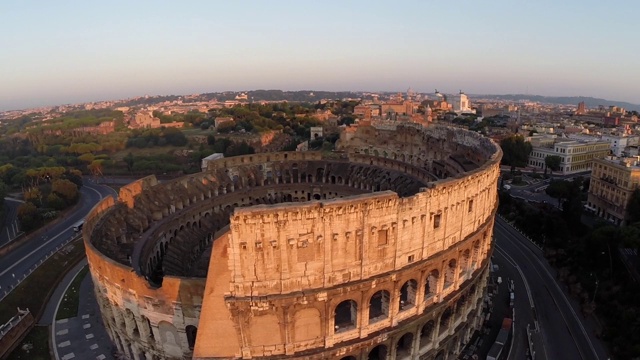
[85,123,502,360]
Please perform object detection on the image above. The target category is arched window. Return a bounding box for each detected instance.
[334,300,357,333]
[425,270,439,299]
[444,259,456,289]
[186,325,197,350]
[420,321,435,349]
[368,290,390,323]
[399,279,417,311]
[395,332,414,359]
[439,307,453,335]
[368,344,388,360]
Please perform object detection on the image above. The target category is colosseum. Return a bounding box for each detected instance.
[83,121,502,360]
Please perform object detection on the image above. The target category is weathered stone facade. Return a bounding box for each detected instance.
[84,122,501,360]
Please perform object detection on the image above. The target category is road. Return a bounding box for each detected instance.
[493,217,609,360]
[0,180,117,298]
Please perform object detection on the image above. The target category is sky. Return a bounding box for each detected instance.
[1,0,639,111]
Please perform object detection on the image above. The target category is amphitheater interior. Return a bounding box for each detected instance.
[84,121,502,360]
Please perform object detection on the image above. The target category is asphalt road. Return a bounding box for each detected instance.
[493,217,609,360]
[0,180,117,298]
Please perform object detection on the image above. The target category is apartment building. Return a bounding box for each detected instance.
[528,139,610,175]
[587,156,640,225]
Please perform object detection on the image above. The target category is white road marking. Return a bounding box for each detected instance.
[85,333,94,339]
[56,329,69,335]
[58,340,70,347]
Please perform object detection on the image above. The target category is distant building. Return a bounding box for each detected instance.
[587,156,640,225]
[601,134,640,157]
[449,91,474,114]
[527,139,610,174]
[576,101,586,115]
[310,126,323,140]
[130,110,184,129]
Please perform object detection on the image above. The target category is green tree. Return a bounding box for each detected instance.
[47,193,66,210]
[545,155,562,175]
[124,152,135,172]
[52,179,79,203]
[626,189,640,224]
[499,135,532,171]
[17,202,40,231]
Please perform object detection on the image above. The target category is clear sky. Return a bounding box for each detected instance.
[1,0,638,110]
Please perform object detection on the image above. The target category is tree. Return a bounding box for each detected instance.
[52,179,79,203]
[499,135,532,170]
[124,152,135,172]
[17,202,40,231]
[626,189,640,225]
[545,155,562,175]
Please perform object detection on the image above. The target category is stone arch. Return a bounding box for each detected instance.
[158,321,182,358]
[444,259,456,289]
[460,249,471,277]
[293,308,322,342]
[399,279,418,310]
[439,307,453,335]
[425,269,439,299]
[368,290,390,323]
[420,320,435,349]
[334,300,357,333]
[471,241,480,270]
[368,344,388,360]
[124,308,139,338]
[186,325,197,350]
[395,332,414,359]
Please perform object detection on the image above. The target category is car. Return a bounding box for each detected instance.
[497,276,502,284]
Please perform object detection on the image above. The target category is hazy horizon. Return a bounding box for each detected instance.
[2,0,639,111]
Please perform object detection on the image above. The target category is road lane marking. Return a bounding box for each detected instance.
[0,187,102,278]
[495,219,598,360]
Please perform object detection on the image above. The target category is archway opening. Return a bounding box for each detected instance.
[186,325,197,350]
[444,259,456,289]
[369,290,390,323]
[368,344,388,360]
[425,270,439,300]
[395,332,414,359]
[399,279,417,311]
[439,307,453,335]
[420,320,435,350]
[334,300,357,333]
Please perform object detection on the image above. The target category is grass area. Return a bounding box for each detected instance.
[5,325,50,360]
[0,238,86,325]
[55,265,89,320]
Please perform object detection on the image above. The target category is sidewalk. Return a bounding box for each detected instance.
[48,260,115,360]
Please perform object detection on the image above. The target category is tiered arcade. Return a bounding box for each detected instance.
[84,122,501,360]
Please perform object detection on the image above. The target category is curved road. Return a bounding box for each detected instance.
[493,217,609,360]
[0,180,116,297]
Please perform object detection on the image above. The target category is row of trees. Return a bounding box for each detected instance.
[17,169,82,231]
[500,134,564,175]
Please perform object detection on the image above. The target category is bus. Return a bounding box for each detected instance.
[73,219,85,232]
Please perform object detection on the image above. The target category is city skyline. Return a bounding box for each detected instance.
[1,0,639,111]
